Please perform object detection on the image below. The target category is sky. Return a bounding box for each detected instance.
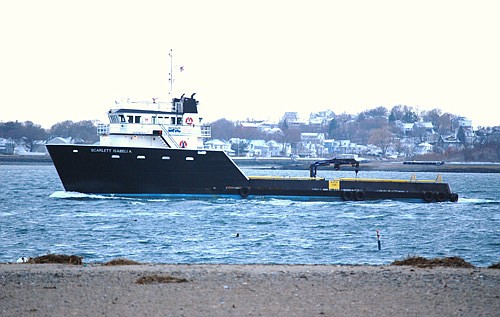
[1,0,499,128]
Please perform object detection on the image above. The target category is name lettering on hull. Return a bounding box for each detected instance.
[90,148,132,154]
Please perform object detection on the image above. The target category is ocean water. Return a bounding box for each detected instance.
[0,164,498,266]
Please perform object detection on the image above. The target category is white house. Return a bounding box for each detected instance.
[300,133,325,144]
[414,142,433,155]
[204,139,233,153]
[247,140,270,157]
[265,140,283,157]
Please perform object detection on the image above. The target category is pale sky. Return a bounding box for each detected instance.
[1,0,499,128]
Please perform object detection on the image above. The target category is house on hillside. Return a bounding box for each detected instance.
[0,138,15,155]
[323,139,336,155]
[300,133,325,144]
[32,140,49,154]
[308,110,334,128]
[401,123,414,134]
[297,133,327,157]
[265,140,283,157]
[437,135,464,151]
[297,142,327,158]
[204,139,233,154]
[454,117,472,129]
[414,142,433,155]
[281,112,304,128]
[47,137,75,144]
[247,140,270,157]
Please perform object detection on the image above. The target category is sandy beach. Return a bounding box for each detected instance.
[1,263,499,316]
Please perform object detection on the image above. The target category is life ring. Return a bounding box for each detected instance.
[179,140,188,148]
[341,190,354,201]
[435,192,447,202]
[354,190,366,201]
[185,117,194,125]
[239,187,250,198]
[423,191,434,203]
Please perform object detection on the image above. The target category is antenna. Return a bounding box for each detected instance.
[168,49,174,98]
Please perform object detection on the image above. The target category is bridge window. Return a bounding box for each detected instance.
[135,116,141,123]
[127,116,133,123]
[109,115,119,123]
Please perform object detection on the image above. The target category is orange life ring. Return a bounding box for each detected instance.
[185,117,194,125]
[179,140,188,148]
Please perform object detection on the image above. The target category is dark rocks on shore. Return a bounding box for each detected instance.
[391,256,475,268]
[27,254,83,265]
[136,275,189,284]
[488,262,500,269]
[103,258,142,266]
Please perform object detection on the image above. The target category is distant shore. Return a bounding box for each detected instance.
[2,154,500,173]
[1,263,498,316]
[234,157,500,173]
[0,154,53,164]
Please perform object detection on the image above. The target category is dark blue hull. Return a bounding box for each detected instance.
[46,144,458,202]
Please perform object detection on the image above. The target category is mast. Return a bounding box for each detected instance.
[168,49,174,98]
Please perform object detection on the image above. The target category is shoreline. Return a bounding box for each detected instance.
[1,263,499,316]
[2,154,500,173]
[235,158,500,173]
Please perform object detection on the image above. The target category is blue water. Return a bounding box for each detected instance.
[0,164,498,266]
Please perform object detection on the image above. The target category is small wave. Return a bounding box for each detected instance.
[338,245,355,250]
[338,212,385,220]
[49,191,125,200]
[144,198,172,202]
[458,197,499,204]
[351,201,400,208]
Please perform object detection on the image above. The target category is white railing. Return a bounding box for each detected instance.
[201,125,211,138]
[158,124,180,148]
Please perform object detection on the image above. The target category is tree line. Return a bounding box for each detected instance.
[0,120,99,150]
[1,104,498,161]
[211,105,463,143]
[209,105,500,161]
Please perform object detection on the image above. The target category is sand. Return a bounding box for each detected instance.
[1,263,499,317]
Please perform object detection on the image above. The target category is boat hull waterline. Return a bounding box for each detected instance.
[47,144,458,203]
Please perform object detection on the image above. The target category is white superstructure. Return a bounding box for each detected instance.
[97,94,211,149]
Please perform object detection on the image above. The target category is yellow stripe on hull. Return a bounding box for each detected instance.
[248,176,324,181]
[338,178,439,183]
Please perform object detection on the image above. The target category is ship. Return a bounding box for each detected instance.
[46,94,459,203]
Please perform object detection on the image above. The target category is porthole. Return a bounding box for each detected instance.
[162,156,171,160]
[137,155,146,160]
[185,157,194,161]
[111,155,120,159]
